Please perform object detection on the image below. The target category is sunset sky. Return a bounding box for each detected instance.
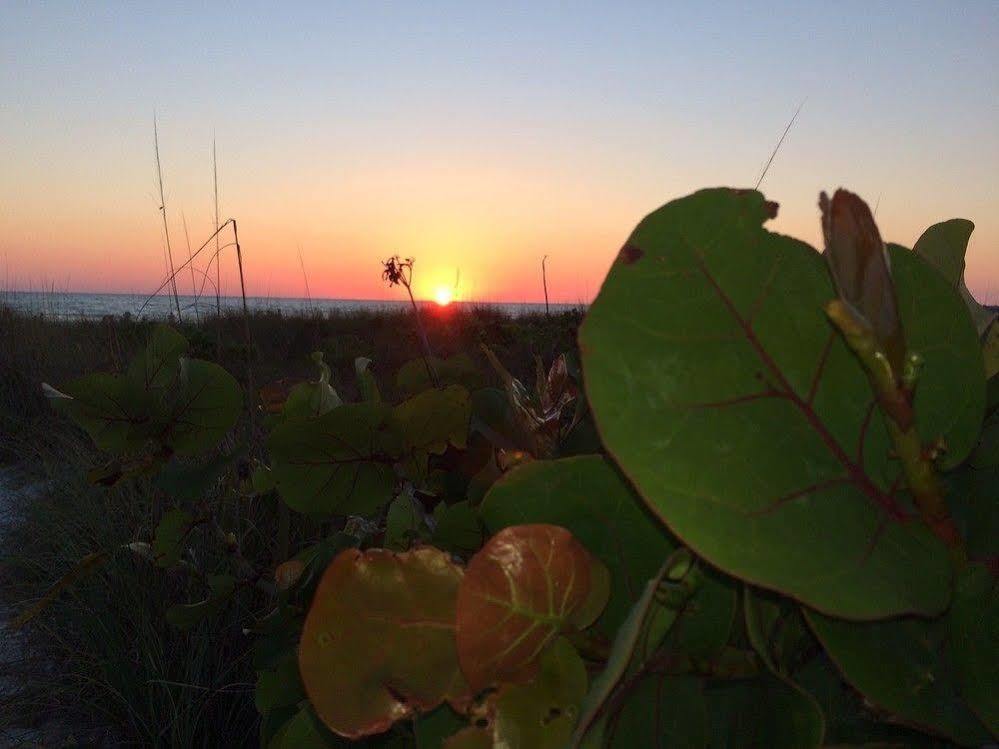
[2,2,997,303]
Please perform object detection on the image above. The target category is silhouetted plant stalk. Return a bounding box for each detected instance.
[182,212,199,322]
[212,139,222,317]
[542,255,550,317]
[382,255,440,388]
[153,115,183,320]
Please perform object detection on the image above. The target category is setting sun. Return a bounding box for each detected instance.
[434,286,453,306]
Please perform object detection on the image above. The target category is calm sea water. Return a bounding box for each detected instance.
[1,291,581,320]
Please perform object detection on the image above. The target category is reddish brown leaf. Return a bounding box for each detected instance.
[299,547,469,738]
[455,524,609,691]
[820,188,905,374]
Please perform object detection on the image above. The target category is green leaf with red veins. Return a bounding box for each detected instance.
[456,524,610,691]
[268,402,400,517]
[163,358,243,455]
[806,563,995,747]
[579,187,977,619]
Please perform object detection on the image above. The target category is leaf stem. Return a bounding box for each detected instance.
[826,300,965,555]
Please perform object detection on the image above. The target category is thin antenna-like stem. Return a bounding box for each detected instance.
[230,219,256,439]
[154,115,183,320]
[754,100,805,190]
[232,221,250,322]
[405,281,439,388]
[182,212,199,321]
[297,244,313,311]
[212,140,222,316]
[382,256,439,386]
[542,255,550,317]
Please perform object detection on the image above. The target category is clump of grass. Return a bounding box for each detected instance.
[0,441,259,745]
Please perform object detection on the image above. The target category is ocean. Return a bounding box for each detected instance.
[0,291,581,320]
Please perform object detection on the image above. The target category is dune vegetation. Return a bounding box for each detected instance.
[1,187,997,748]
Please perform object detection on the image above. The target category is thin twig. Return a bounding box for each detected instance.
[542,255,550,317]
[297,244,313,311]
[138,220,233,315]
[182,212,199,321]
[231,220,256,439]
[212,139,222,317]
[153,115,183,320]
[754,100,805,190]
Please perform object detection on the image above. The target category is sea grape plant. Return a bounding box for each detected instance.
[28,186,997,747]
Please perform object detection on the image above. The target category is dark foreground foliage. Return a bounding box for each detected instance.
[1,188,997,748]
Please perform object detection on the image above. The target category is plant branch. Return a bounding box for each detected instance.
[826,300,964,554]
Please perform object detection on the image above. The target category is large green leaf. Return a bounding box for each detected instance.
[153,450,241,501]
[966,375,999,471]
[806,573,994,746]
[948,563,998,737]
[126,323,188,394]
[571,551,696,747]
[912,218,972,286]
[397,354,481,398]
[950,466,999,566]
[704,675,824,749]
[489,637,588,749]
[299,547,468,739]
[267,706,349,749]
[794,654,944,748]
[984,324,999,379]
[438,638,589,749]
[152,508,192,568]
[603,676,708,748]
[282,351,342,421]
[912,218,996,335]
[664,567,736,660]
[162,358,242,455]
[47,373,153,453]
[743,586,812,677]
[47,326,242,457]
[479,456,675,635]
[580,187,952,619]
[455,524,610,691]
[268,403,400,516]
[431,501,482,557]
[393,385,471,454]
[887,243,985,470]
[572,549,745,748]
[384,494,426,551]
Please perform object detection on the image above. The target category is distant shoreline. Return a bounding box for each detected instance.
[0,290,586,321]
